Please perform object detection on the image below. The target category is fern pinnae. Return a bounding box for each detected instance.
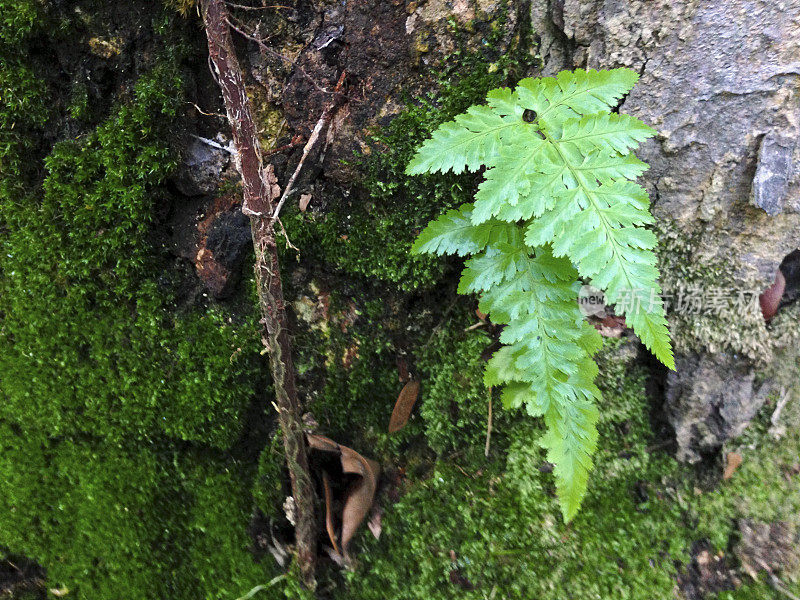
[407,68,674,521]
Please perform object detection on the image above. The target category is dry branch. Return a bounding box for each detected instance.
[201,0,317,587]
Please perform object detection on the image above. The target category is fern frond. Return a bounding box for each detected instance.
[559,113,656,156]
[571,152,649,183]
[405,106,522,175]
[517,68,640,129]
[410,204,515,256]
[540,376,600,522]
[548,68,640,115]
[406,68,674,521]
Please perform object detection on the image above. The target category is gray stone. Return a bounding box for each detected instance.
[532,0,800,459]
[173,136,230,197]
[751,133,795,216]
[534,0,800,286]
[665,353,759,463]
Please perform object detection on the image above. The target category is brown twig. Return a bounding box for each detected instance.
[189,102,228,119]
[271,71,346,222]
[276,217,300,256]
[226,1,292,10]
[201,0,316,588]
[263,135,305,158]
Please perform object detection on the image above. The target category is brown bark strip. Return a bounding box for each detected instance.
[200,0,317,587]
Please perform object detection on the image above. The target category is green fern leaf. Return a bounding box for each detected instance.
[572,151,649,183]
[517,68,640,129]
[405,106,522,175]
[548,68,640,115]
[540,381,600,522]
[406,68,674,522]
[559,113,656,156]
[410,204,515,256]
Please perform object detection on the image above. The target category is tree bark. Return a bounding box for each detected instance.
[200,0,317,587]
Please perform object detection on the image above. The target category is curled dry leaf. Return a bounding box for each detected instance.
[339,446,380,553]
[723,452,743,480]
[307,433,339,453]
[306,434,380,556]
[388,380,420,433]
[322,470,340,555]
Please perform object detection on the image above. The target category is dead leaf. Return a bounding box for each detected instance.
[388,380,420,433]
[723,452,743,480]
[759,270,785,321]
[367,505,383,540]
[339,446,380,553]
[322,470,340,555]
[299,193,312,212]
[307,433,340,453]
[305,433,380,556]
[475,307,487,321]
[591,314,626,337]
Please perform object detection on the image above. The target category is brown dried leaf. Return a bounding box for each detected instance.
[591,314,626,337]
[305,433,381,556]
[723,452,743,480]
[340,448,380,553]
[307,433,340,453]
[322,470,340,555]
[299,193,312,212]
[759,270,785,320]
[388,380,420,433]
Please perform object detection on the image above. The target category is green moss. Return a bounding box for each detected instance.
[416,326,498,454]
[343,349,691,600]
[0,0,39,46]
[0,426,173,598]
[164,0,196,15]
[172,457,279,599]
[0,8,282,599]
[688,402,800,552]
[0,56,263,447]
[253,432,288,518]
[333,333,800,599]
[0,57,49,187]
[655,220,776,362]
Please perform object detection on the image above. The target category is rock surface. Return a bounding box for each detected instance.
[173,136,231,197]
[665,353,759,463]
[531,0,800,460]
[751,133,795,217]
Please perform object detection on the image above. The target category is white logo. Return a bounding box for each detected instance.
[578,285,607,317]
